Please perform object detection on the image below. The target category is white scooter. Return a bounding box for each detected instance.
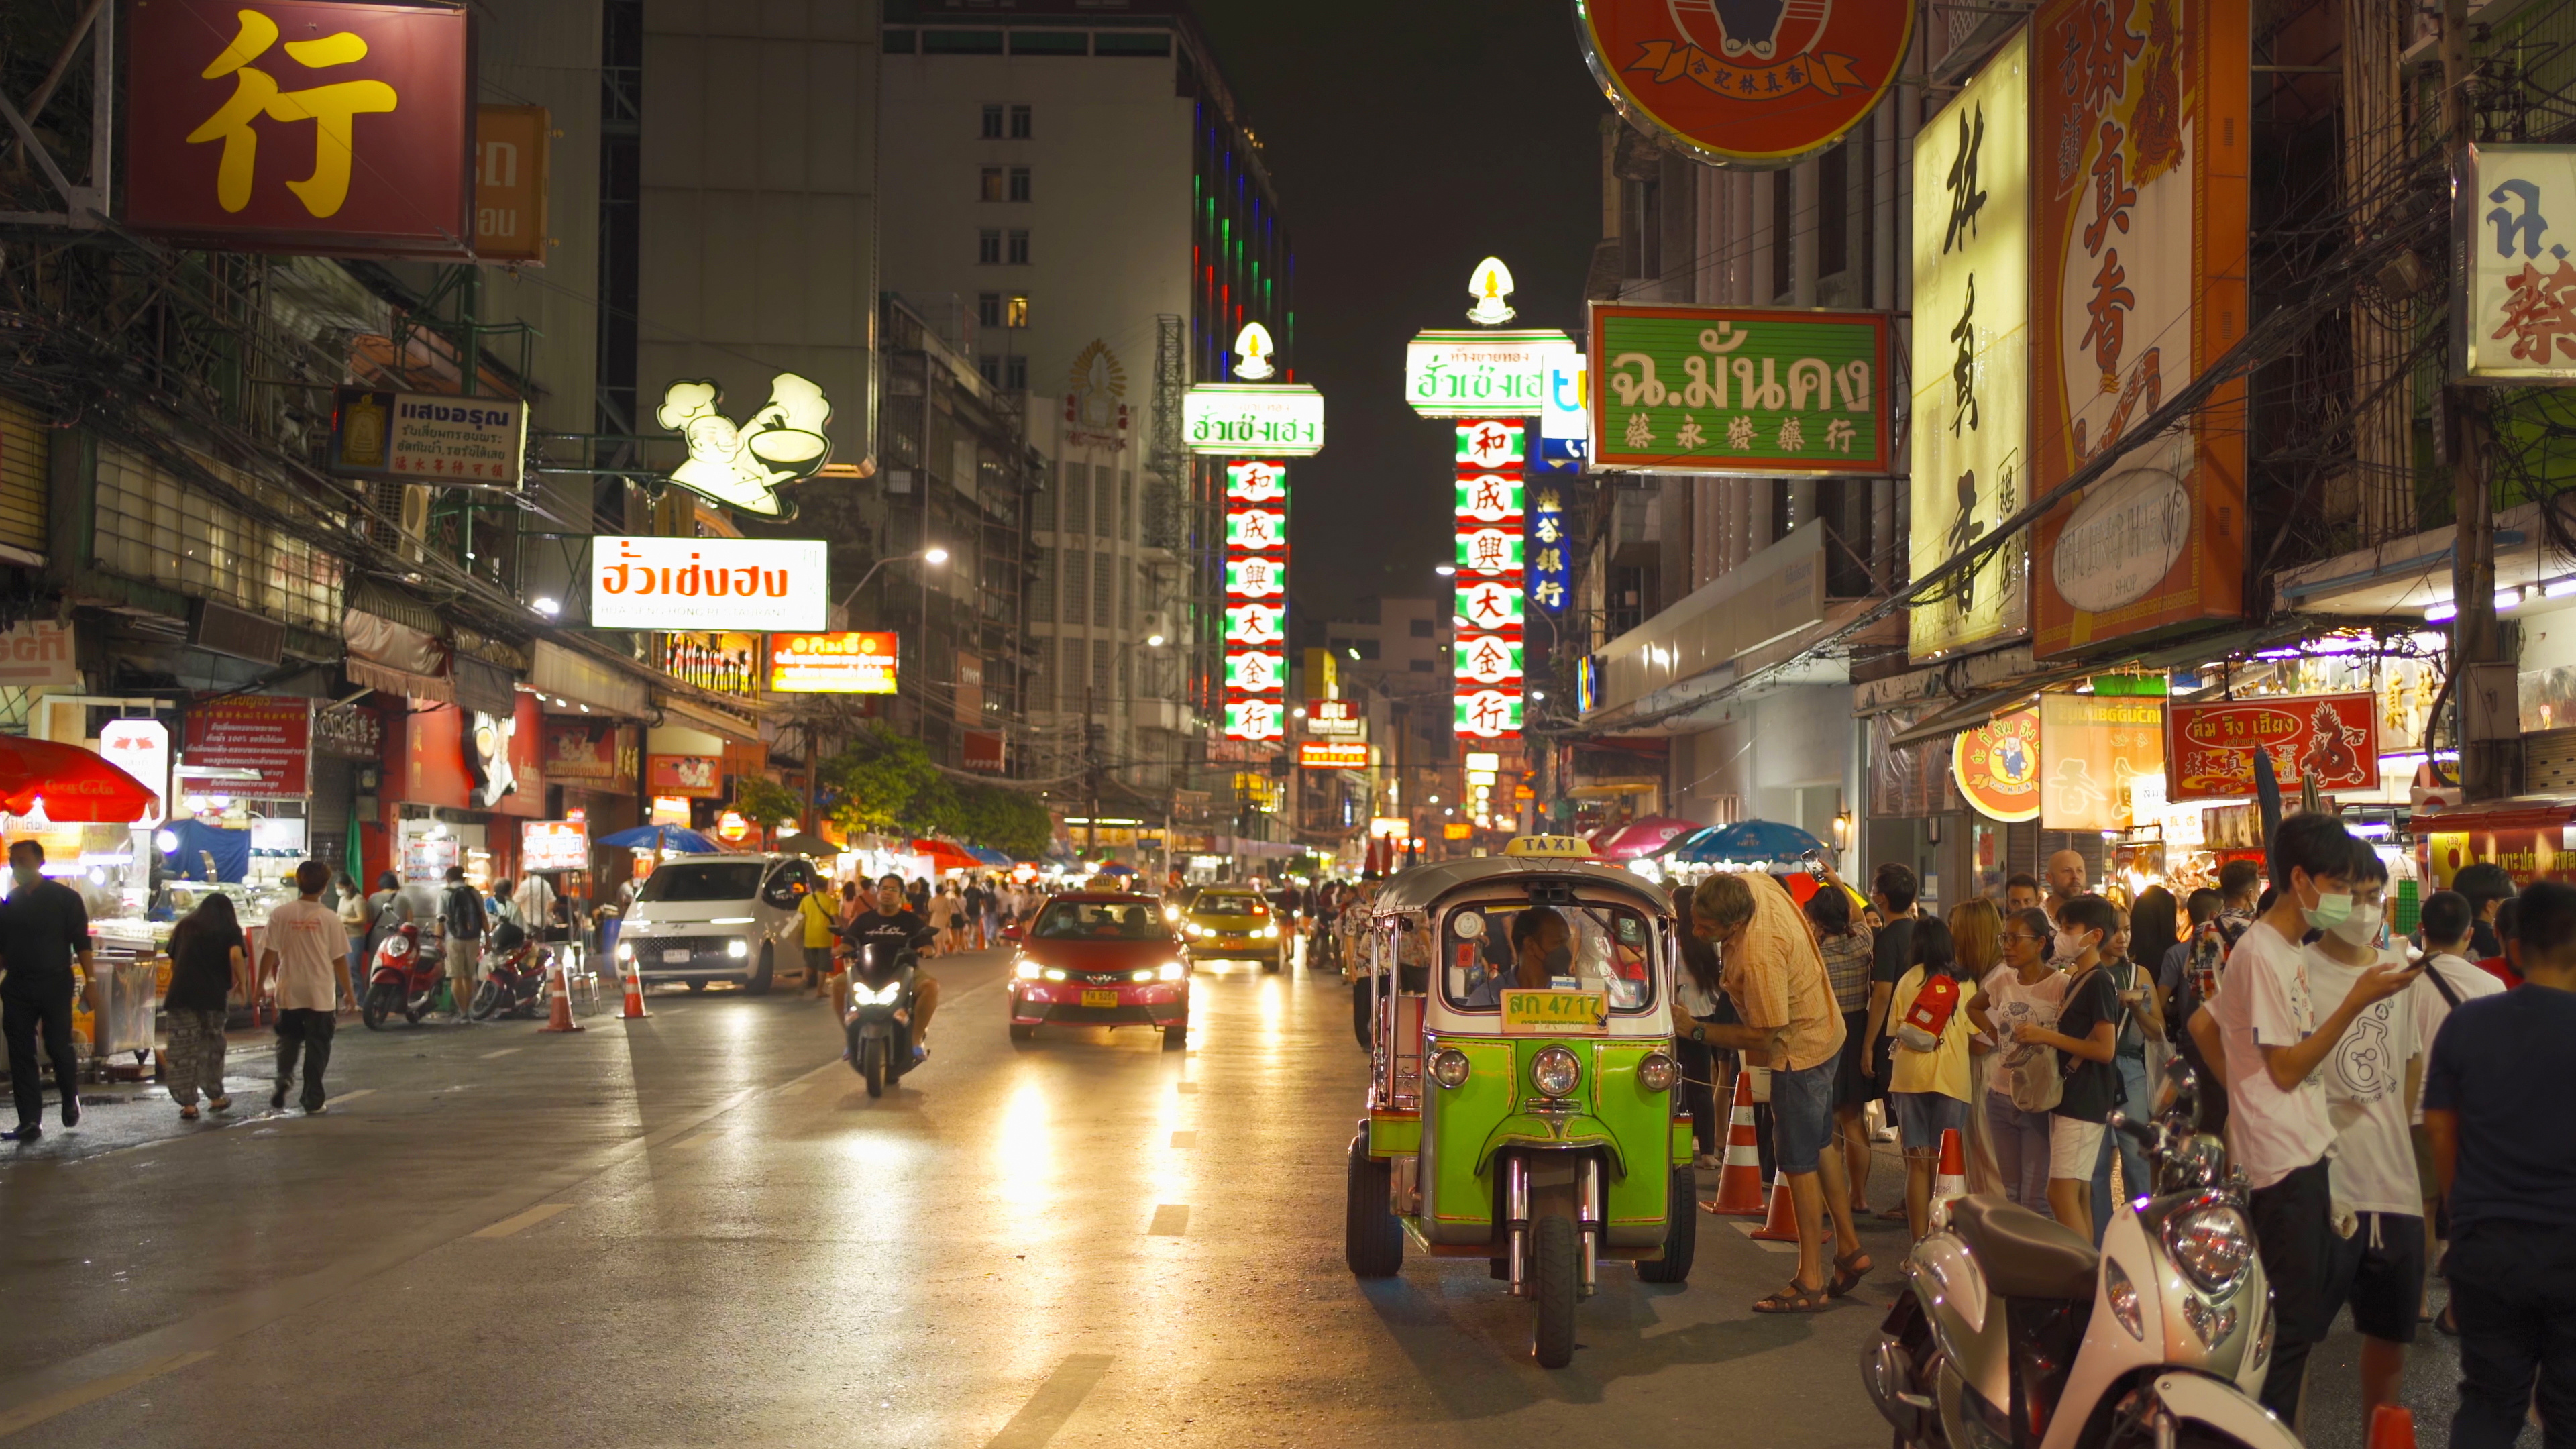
[1864,1070,2297,1449]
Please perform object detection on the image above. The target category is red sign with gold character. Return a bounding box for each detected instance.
[125,0,474,256]
[1576,0,1915,167]
[2165,693,2377,802]
[1951,708,2043,822]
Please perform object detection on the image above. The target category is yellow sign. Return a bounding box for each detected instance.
[1952,706,2043,822]
[1499,989,1607,1035]
[1909,28,2030,661]
[1503,834,1593,859]
[2037,694,2167,831]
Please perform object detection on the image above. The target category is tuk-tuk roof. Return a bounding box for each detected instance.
[1368,856,1672,916]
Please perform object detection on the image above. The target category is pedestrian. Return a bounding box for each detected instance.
[2042,850,2088,926]
[163,890,246,1120]
[1,841,91,1142]
[2088,886,2173,1240]
[2003,873,2041,917]
[1948,897,2008,1196]
[2011,894,2125,1243]
[2479,894,2523,988]
[2188,811,2418,1426]
[1888,916,1975,1240]
[440,866,487,1020]
[1668,883,1725,1172]
[1966,906,2065,1214]
[2423,878,2576,1449]
[260,860,353,1114]
[335,870,370,998]
[928,884,960,954]
[1690,871,1865,1312]
[2451,861,2515,961]
[905,876,930,916]
[2410,888,2503,1334]
[2302,841,2429,1424]
[512,871,558,943]
[1806,869,1878,1214]
[798,880,837,996]
[1856,862,1919,1218]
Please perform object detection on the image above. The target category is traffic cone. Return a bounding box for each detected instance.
[619,959,650,1020]
[1750,1175,1803,1242]
[2368,1405,2417,1449]
[1929,1127,1969,1225]
[1707,1071,1770,1216]
[539,957,585,1034]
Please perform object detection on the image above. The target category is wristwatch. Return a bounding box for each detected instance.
[1690,1024,1707,1042]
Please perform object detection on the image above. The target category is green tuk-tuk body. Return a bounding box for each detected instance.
[1345,839,1693,1367]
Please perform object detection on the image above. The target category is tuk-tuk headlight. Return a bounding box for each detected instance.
[1430,1048,1472,1089]
[1530,1046,1582,1098]
[1636,1051,1680,1092]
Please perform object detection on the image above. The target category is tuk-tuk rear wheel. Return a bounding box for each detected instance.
[1531,1212,1580,1368]
[1635,1163,1697,1283]
[1344,1134,1403,1278]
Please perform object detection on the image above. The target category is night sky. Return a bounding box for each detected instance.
[1189,0,1614,627]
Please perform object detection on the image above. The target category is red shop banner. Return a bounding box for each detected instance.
[187,696,311,796]
[2165,692,2379,802]
[647,753,722,799]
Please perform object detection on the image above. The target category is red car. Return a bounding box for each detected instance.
[1008,892,1190,1049]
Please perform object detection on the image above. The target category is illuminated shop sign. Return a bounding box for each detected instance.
[1222,460,1290,741]
[589,537,828,631]
[329,388,528,489]
[653,373,833,517]
[1453,419,1526,740]
[767,631,898,694]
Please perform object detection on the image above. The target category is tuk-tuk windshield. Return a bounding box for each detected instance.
[1440,900,1658,1014]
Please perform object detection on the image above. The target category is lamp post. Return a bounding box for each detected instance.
[834,545,948,625]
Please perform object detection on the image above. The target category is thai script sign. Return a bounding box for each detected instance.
[1589,305,1889,474]
[1298,742,1370,771]
[2165,692,2377,802]
[2453,144,2576,383]
[474,104,549,264]
[588,537,828,631]
[522,820,588,873]
[2038,694,2166,830]
[1183,384,1324,456]
[186,696,312,797]
[1574,0,1914,167]
[767,632,898,694]
[1405,331,1573,418]
[329,389,527,488]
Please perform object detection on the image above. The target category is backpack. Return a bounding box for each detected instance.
[1894,973,1962,1053]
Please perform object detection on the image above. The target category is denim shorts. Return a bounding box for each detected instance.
[1893,1091,1969,1153]
[1771,1058,1837,1174]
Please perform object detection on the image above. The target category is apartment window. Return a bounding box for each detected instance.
[980,166,1004,202]
[1065,464,1091,534]
[1065,550,1089,625]
[1409,659,1434,673]
[1003,293,1030,329]
[1032,550,1055,622]
[1006,228,1030,265]
[1008,166,1032,202]
[1033,470,1059,529]
[1120,471,1134,540]
[1409,619,1434,637]
[981,104,1004,139]
[1004,356,1028,390]
[1091,552,1113,622]
[978,229,1002,265]
[1091,639,1110,695]
[1010,104,1032,138]
[976,355,1001,388]
[1120,561,1134,630]
[977,292,1002,328]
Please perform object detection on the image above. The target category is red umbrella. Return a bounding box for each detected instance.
[1595,816,1699,860]
[909,838,979,873]
[0,736,159,823]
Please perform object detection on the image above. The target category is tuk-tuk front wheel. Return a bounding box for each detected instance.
[1531,1211,1580,1368]
[1635,1163,1698,1284]
[1344,1134,1403,1278]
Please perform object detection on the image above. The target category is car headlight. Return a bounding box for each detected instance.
[1043,968,1067,981]
[726,939,749,959]
[1164,905,1179,921]
[1186,923,1205,937]
[1013,957,1042,980]
[1430,1048,1472,1089]
[1261,924,1279,938]
[1530,1045,1581,1097]
[1635,1051,1679,1092]
[2104,1258,2145,1340]
[1159,961,1185,981]
[615,942,633,961]
[2165,1204,2254,1298]
[1130,969,1154,982]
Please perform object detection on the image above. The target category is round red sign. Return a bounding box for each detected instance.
[1576,0,1916,168]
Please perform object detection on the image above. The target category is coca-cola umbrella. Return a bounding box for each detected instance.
[1593,816,1701,860]
[0,736,160,822]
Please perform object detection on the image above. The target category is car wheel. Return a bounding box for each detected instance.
[686,980,706,993]
[1344,1134,1404,1278]
[1162,1024,1186,1051]
[746,945,775,996]
[1532,1211,1580,1368]
[1635,1163,1698,1284]
[1261,954,1282,973]
[1009,1022,1036,1043]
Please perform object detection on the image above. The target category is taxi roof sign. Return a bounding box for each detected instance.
[1504,835,1595,859]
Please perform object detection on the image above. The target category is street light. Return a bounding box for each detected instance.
[1434,564,1456,576]
[835,546,948,616]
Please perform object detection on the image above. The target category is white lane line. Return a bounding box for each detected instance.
[478,1048,522,1060]
[669,1130,720,1150]
[773,1082,812,1097]
[0,1351,214,1437]
[1146,1204,1190,1236]
[470,1203,574,1239]
[982,1353,1113,1449]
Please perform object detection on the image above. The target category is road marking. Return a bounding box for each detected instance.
[982,1353,1112,1449]
[1169,1130,1195,1148]
[331,1090,376,1105]
[1730,1222,1800,1254]
[1147,1204,1189,1236]
[478,1047,522,1060]
[0,1351,214,1437]
[670,1130,720,1150]
[773,1082,812,1097]
[470,1203,574,1239]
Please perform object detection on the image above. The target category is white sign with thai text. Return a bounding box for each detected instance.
[588,536,828,631]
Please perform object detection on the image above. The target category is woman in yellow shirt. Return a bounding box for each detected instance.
[1887,917,1976,1241]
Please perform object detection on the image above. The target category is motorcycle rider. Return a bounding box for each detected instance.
[842,874,941,1063]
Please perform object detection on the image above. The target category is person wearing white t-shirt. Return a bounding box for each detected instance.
[2188,814,2421,1428]
[2304,845,2431,1422]
[2408,888,2506,1333]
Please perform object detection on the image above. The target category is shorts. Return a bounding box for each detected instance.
[1833,1009,1884,1106]
[1770,1058,1837,1175]
[2322,1210,2426,1344]
[2049,1115,2106,1180]
[1894,1091,1970,1153]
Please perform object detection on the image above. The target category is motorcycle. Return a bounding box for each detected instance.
[1864,1069,2294,1449]
[843,927,931,1099]
[468,922,550,1020]
[362,922,447,1030]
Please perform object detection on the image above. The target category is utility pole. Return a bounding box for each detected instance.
[2443,0,2503,800]
[1083,682,1099,860]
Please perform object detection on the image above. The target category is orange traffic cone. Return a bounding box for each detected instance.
[619,959,651,1020]
[1750,1175,1802,1242]
[2367,1405,2416,1449]
[1929,1127,1969,1226]
[539,956,585,1034]
[1707,1071,1770,1216]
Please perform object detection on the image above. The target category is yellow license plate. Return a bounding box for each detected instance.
[1499,989,1607,1034]
[1081,989,1120,1008]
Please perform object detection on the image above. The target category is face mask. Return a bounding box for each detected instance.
[1540,943,1573,976]
[9,863,36,887]
[2053,926,2094,961]
[2300,879,2355,932]
[2328,900,2383,946]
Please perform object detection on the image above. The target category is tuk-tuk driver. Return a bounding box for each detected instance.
[1462,906,1572,1008]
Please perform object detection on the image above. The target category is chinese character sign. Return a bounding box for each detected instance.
[1589,305,1890,475]
[2037,694,2167,830]
[2165,693,2377,801]
[1909,30,2031,662]
[2455,145,2576,384]
[1528,486,1569,615]
[127,1,474,257]
[1574,0,1914,168]
[2030,0,2251,657]
[1454,420,1525,739]
[1222,460,1289,740]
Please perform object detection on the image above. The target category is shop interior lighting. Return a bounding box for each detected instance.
[1435,564,1456,576]
[531,597,561,616]
[2546,578,2576,600]
[2498,588,2526,610]
[2425,602,2458,622]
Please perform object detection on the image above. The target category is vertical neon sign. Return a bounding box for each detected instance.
[1453,419,1525,739]
[1222,460,1288,741]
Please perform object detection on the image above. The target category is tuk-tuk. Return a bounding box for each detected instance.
[1344,835,1692,1368]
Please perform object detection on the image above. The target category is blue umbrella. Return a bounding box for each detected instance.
[966,845,1013,867]
[1667,820,1827,864]
[596,824,722,854]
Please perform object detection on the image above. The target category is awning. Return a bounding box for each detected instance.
[345,657,451,703]
[343,608,450,702]
[452,654,519,716]
[529,641,649,718]
[655,690,759,744]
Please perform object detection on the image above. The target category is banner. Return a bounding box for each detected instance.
[2038,694,2166,830]
[2166,692,2378,801]
[2453,144,2576,383]
[1589,305,1890,475]
[186,696,312,797]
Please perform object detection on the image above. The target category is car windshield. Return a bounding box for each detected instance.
[1440,899,1659,1014]
[636,863,768,902]
[1032,902,1167,941]
[1194,894,1264,916]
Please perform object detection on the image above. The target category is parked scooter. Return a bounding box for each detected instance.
[468,921,550,1020]
[362,922,447,1030]
[843,926,930,1099]
[1864,1069,2294,1449]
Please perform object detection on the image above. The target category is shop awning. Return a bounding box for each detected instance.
[529,640,650,718]
[452,654,519,716]
[343,608,450,703]
[655,690,759,744]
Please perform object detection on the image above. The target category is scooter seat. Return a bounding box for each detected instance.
[1947,1193,2099,1301]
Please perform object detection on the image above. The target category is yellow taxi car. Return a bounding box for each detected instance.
[1179,886,1285,971]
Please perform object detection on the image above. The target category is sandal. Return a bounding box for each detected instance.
[1754,1280,1832,1313]
[178,1105,199,1121]
[1829,1248,1874,1298]
[2435,1304,2459,1338]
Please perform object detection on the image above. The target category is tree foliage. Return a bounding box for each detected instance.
[729,776,806,829]
[816,724,1052,858]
